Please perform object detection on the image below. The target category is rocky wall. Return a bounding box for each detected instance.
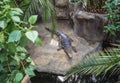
[28,0,107,75]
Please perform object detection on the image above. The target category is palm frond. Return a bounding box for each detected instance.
[19,0,57,35]
[39,0,56,36]
[66,48,120,77]
[19,0,40,21]
[39,0,54,21]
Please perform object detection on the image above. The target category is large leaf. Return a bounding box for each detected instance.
[13,8,23,14]
[8,30,21,42]
[25,68,35,77]
[28,15,38,24]
[15,73,23,82]
[11,16,20,22]
[0,21,7,29]
[25,30,38,43]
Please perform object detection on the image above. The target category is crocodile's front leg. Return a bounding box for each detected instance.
[57,36,63,51]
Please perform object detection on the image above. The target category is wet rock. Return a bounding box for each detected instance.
[73,11,107,44]
[27,20,102,75]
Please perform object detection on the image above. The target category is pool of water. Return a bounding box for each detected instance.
[30,71,118,83]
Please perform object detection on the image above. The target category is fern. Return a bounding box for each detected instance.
[66,47,120,77]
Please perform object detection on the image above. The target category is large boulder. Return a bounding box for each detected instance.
[27,20,102,75]
[72,11,107,44]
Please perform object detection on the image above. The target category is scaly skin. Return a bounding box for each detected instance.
[45,27,77,59]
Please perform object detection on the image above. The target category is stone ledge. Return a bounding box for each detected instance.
[27,20,102,75]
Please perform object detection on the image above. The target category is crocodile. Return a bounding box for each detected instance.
[45,27,77,59]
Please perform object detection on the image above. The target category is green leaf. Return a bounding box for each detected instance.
[25,68,35,77]
[11,16,20,22]
[35,37,42,46]
[25,30,38,43]
[6,80,12,83]
[0,21,7,29]
[17,46,27,52]
[10,60,17,66]
[13,55,20,63]
[6,43,16,53]
[15,73,23,82]
[13,8,23,14]
[10,11,21,16]
[26,57,32,62]
[0,32,5,43]
[29,15,38,24]
[0,64,4,71]
[20,53,26,60]
[29,64,36,70]
[0,54,8,62]
[3,0,10,2]
[19,35,30,47]
[8,30,21,42]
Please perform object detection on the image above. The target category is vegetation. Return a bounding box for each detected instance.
[19,0,57,34]
[104,0,120,35]
[0,1,40,82]
[0,0,55,82]
[0,0,119,82]
[66,0,120,80]
[66,46,120,77]
[70,0,120,35]
[69,0,106,13]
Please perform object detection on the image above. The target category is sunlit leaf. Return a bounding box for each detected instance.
[25,30,38,43]
[29,15,38,24]
[0,21,7,29]
[12,16,20,22]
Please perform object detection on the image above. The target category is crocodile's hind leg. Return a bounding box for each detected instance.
[72,46,77,52]
[64,47,73,59]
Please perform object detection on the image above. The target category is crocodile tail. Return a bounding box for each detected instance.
[45,27,58,36]
[45,27,51,32]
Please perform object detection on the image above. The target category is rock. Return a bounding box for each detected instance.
[55,0,68,7]
[55,7,69,19]
[27,20,102,75]
[73,11,107,44]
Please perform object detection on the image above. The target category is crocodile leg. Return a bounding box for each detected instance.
[64,47,73,59]
[72,46,77,52]
[57,37,63,51]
